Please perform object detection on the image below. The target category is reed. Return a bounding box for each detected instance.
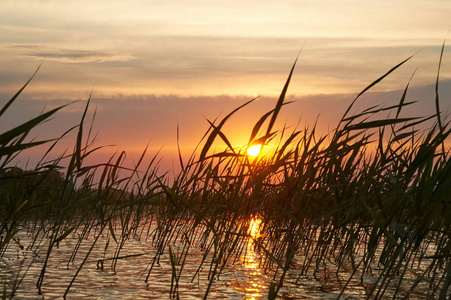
[0,48,450,299]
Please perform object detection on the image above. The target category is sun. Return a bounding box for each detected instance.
[247,144,262,157]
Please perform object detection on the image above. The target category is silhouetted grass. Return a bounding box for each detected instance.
[0,49,450,299]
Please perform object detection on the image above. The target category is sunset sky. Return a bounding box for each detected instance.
[1,0,451,170]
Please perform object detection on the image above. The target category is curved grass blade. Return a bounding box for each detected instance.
[0,104,69,146]
[343,102,416,123]
[249,102,292,145]
[0,140,56,157]
[435,39,447,158]
[340,55,414,123]
[346,118,418,131]
[396,69,417,119]
[55,226,76,243]
[199,96,258,161]
[75,94,92,171]
[0,64,41,118]
[265,55,299,137]
[204,151,246,159]
[206,119,236,154]
[177,124,185,172]
[250,132,277,147]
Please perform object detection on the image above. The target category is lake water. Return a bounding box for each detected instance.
[0,218,440,299]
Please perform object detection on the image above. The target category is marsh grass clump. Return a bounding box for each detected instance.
[0,49,450,299]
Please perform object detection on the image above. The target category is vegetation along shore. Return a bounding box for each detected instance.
[1,48,450,299]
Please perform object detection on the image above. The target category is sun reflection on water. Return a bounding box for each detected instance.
[248,217,262,239]
[238,216,266,299]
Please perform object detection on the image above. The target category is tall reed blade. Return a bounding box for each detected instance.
[265,55,299,137]
[199,97,258,161]
[0,64,41,118]
[340,55,414,124]
[75,94,92,171]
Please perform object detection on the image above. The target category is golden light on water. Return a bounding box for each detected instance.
[241,217,265,299]
[247,144,262,157]
[248,217,262,238]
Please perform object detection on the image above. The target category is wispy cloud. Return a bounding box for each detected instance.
[1,1,450,98]
[8,45,135,63]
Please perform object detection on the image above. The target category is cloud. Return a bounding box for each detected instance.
[1,34,450,99]
[8,45,135,64]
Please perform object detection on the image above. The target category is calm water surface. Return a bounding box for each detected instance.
[0,218,426,299]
